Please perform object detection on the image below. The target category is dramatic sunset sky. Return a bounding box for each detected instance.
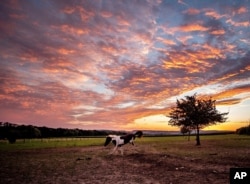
[0,0,249,131]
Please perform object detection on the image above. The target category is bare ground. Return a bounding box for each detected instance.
[1,143,249,184]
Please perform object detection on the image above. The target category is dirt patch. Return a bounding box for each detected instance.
[0,144,249,184]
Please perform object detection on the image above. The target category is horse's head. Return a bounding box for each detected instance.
[135,131,143,138]
[104,136,112,146]
[104,135,114,146]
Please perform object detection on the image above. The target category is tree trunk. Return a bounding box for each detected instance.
[196,125,200,146]
[188,131,190,141]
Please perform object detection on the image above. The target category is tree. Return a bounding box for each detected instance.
[168,94,228,145]
[236,120,250,135]
[180,125,191,141]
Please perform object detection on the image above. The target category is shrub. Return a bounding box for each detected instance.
[236,125,250,135]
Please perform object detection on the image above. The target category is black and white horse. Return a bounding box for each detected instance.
[104,131,143,155]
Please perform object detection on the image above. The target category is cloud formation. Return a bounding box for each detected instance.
[0,0,249,130]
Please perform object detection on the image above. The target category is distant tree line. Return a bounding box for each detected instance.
[0,122,125,143]
[236,125,250,135]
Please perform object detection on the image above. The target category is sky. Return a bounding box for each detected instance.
[0,0,250,131]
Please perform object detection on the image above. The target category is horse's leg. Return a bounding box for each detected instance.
[116,146,124,155]
[110,146,117,154]
[120,147,124,155]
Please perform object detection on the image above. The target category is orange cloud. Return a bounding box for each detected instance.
[201,44,224,58]
[210,29,225,35]
[184,8,200,15]
[216,98,242,106]
[213,86,250,102]
[57,48,75,55]
[162,45,219,73]
[59,24,89,35]
[179,24,209,32]
[210,70,242,85]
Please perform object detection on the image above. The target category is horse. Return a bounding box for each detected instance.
[104,131,143,155]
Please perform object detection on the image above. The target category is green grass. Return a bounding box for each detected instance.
[0,137,105,151]
[135,134,250,159]
[0,134,249,152]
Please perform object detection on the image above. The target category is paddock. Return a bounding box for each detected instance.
[1,135,249,183]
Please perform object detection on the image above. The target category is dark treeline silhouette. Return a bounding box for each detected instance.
[236,125,250,135]
[0,122,126,143]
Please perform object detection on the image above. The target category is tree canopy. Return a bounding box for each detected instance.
[168,94,228,145]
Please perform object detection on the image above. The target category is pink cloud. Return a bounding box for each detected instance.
[157,37,176,45]
[233,6,248,15]
[204,9,227,19]
[226,19,250,27]
[184,8,200,15]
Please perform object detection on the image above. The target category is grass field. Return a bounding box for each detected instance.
[1,134,249,153]
[0,137,105,151]
[0,134,249,183]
